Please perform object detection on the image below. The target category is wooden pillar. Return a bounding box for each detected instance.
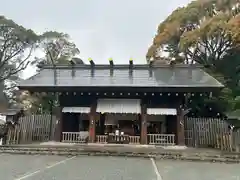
[176,108,185,145]
[140,104,147,144]
[88,103,96,143]
[54,106,63,142]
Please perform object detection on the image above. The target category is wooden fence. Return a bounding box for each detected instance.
[184,117,240,151]
[6,114,56,145]
[5,115,240,152]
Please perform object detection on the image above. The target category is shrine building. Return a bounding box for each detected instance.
[18,59,223,145]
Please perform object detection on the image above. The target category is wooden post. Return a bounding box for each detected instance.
[54,107,63,142]
[88,103,96,143]
[176,108,185,145]
[140,104,147,144]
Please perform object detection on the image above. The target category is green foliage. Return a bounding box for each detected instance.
[32,31,80,66]
[0,16,38,82]
[30,31,81,113]
[147,0,240,116]
[0,16,82,113]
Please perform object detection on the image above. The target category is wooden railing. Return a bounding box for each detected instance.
[96,135,140,144]
[62,132,88,143]
[129,136,140,144]
[147,134,175,146]
[96,135,107,143]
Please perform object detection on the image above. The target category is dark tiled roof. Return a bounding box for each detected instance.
[19,64,223,88]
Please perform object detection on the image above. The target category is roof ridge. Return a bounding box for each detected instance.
[40,64,203,69]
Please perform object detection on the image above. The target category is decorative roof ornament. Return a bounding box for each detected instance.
[88,57,95,67]
[109,58,114,67]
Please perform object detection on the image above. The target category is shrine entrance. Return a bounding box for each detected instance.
[95,99,142,144]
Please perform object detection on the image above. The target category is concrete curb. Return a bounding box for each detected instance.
[0,147,240,163]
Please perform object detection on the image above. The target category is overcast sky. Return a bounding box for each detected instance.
[1,0,191,78]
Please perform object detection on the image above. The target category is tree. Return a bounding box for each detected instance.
[147,0,240,65]
[29,31,81,113]
[0,16,38,83]
[146,0,240,115]
[32,31,81,66]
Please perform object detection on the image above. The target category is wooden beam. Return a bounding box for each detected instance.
[109,58,114,76]
[140,103,147,144]
[129,58,133,77]
[109,58,114,66]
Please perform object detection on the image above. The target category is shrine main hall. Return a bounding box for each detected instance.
[18,59,223,145]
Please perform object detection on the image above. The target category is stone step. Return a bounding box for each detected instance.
[0,148,240,163]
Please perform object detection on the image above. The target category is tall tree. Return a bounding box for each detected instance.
[32,31,81,66]
[29,31,81,113]
[146,0,240,115]
[0,16,38,109]
[146,0,240,66]
[0,16,38,83]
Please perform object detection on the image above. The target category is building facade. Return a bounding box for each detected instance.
[18,60,223,145]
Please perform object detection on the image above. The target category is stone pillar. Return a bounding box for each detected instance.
[140,104,147,144]
[176,108,185,145]
[54,106,63,142]
[88,103,96,143]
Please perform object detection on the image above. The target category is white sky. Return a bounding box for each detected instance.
[0,0,191,79]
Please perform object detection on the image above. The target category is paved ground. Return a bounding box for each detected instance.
[1,154,240,180]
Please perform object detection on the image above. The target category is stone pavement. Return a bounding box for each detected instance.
[1,154,240,180]
[1,143,240,163]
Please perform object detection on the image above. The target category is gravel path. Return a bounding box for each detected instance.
[0,154,239,180]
